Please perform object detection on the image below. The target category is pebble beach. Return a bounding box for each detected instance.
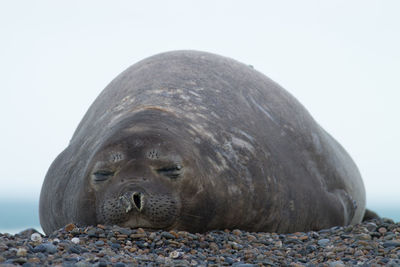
[1,218,399,266]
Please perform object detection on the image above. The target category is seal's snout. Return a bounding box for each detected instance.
[132,192,144,212]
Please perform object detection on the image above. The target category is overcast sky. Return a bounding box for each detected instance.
[0,1,399,213]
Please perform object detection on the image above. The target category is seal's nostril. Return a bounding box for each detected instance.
[132,192,143,211]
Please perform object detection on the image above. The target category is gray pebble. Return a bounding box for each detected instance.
[116,228,132,236]
[95,240,105,246]
[161,232,175,239]
[232,263,257,267]
[74,262,91,267]
[86,228,98,237]
[111,243,121,249]
[32,244,46,253]
[365,222,377,231]
[328,260,345,267]
[68,245,82,254]
[43,243,57,254]
[225,256,235,264]
[317,238,330,246]
[382,241,400,248]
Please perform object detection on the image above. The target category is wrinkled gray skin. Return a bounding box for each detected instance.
[39,50,366,235]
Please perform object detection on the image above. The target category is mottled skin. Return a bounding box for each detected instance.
[39,50,366,235]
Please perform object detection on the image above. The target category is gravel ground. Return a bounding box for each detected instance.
[1,218,400,266]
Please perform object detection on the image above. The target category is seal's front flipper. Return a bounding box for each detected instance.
[363,209,380,221]
[333,189,357,225]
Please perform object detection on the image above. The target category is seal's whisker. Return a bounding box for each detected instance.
[180,212,203,219]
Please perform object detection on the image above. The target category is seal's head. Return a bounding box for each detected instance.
[86,109,213,231]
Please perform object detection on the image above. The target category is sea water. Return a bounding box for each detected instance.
[0,200,43,234]
[0,200,399,234]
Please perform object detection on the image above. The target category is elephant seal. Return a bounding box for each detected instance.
[39,50,366,235]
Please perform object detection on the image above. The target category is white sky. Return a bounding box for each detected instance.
[0,1,399,210]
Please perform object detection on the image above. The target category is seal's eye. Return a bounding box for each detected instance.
[93,170,114,181]
[157,164,182,179]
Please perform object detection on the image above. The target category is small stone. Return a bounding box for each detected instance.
[187,233,198,240]
[64,223,76,232]
[161,232,175,239]
[357,233,372,240]
[299,235,308,241]
[30,233,42,242]
[207,256,217,261]
[378,227,387,234]
[169,230,179,238]
[43,243,57,254]
[274,240,282,248]
[357,240,370,247]
[64,256,79,262]
[16,248,27,257]
[328,261,345,267]
[111,243,121,249]
[384,233,396,240]
[383,241,400,248]
[117,228,132,236]
[68,245,82,254]
[355,250,365,257]
[28,257,40,263]
[97,262,108,267]
[71,237,80,244]
[130,233,146,239]
[232,229,242,235]
[209,242,219,251]
[169,250,183,259]
[13,257,28,264]
[383,218,395,224]
[95,240,105,246]
[225,257,235,264]
[87,228,98,237]
[70,227,81,235]
[0,244,8,252]
[32,244,46,253]
[365,222,377,232]
[247,234,257,241]
[149,232,157,240]
[310,231,320,238]
[256,254,264,261]
[317,238,330,246]
[306,245,317,253]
